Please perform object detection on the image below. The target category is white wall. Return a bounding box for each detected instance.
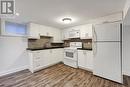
[123,25,130,76]
[0,36,29,76]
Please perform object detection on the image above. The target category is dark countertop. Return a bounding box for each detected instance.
[77,48,92,50]
[27,47,92,51]
[27,47,64,51]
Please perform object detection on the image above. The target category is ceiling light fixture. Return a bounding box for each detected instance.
[62,18,72,24]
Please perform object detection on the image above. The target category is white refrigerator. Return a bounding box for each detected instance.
[93,22,122,83]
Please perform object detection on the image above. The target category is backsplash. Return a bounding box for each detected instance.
[28,36,52,49]
[28,37,92,49]
[82,39,92,49]
[64,38,92,49]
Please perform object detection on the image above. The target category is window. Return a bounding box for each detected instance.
[5,21,27,36]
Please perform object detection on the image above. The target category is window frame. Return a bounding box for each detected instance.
[0,19,28,37]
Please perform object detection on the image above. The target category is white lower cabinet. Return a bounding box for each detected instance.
[28,48,64,73]
[78,50,93,71]
[33,60,43,69]
[51,49,64,63]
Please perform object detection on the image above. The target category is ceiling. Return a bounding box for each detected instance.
[12,0,126,29]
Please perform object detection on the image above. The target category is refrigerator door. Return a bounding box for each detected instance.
[93,42,122,83]
[94,22,121,41]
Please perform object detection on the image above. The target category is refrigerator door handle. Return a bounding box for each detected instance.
[92,27,97,56]
[92,41,97,56]
[92,27,97,42]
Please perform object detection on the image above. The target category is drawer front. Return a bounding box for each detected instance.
[33,60,42,69]
[32,51,41,58]
[32,51,42,61]
[33,56,41,61]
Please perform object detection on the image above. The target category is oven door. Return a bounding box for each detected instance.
[64,49,77,61]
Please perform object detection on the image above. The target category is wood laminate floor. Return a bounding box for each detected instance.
[0,63,129,87]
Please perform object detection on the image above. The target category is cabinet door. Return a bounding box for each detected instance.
[86,51,93,70]
[78,50,86,68]
[52,29,62,43]
[41,49,63,66]
[33,60,43,69]
[39,25,52,36]
[39,25,62,42]
[41,50,52,66]
[38,25,46,36]
[78,50,93,71]
[28,23,40,39]
[64,32,69,40]
[28,50,44,73]
[32,51,42,61]
[62,29,69,40]
[51,49,64,63]
[80,24,93,39]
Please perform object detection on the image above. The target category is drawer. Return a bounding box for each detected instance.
[32,51,41,58]
[33,56,41,61]
[33,60,42,69]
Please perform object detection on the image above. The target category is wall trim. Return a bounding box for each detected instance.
[0,66,29,77]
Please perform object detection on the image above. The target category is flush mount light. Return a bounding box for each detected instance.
[62,18,72,24]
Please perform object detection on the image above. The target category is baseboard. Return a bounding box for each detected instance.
[78,66,93,72]
[30,61,62,73]
[0,65,29,77]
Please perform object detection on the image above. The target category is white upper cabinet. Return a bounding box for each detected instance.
[28,23,40,39]
[39,25,53,37]
[28,23,53,39]
[80,24,93,39]
[62,29,69,40]
[50,27,62,43]
[28,23,62,42]
[52,30,62,43]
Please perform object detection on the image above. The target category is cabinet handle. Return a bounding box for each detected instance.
[83,51,86,54]
[50,50,52,53]
[36,57,40,60]
[36,51,40,53]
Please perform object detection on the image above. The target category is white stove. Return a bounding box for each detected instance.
[64,42,82,68]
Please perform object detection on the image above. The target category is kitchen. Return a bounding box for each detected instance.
[0,0,130,87]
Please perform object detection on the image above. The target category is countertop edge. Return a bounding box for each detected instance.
[77,48,93,51]
[27,47,64,51]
